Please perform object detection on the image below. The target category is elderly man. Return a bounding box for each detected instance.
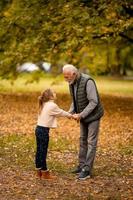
[62,64,104,180]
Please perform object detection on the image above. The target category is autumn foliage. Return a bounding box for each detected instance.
[0,92,133,199]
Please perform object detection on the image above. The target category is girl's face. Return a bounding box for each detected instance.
[51,90,57,100]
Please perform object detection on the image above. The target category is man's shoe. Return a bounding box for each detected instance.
[78,168,91,180]
[71,166,82,174]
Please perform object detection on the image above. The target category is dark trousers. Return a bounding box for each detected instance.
[35,125,49,170]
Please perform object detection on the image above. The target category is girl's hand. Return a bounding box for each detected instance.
[67,114,73,119]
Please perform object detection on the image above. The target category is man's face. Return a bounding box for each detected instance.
[63,71,77,84]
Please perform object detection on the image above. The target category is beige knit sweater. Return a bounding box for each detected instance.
[37,100,71,128]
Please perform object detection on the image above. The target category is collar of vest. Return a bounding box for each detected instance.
[75,73,91,85]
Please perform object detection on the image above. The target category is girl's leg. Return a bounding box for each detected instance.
[35,126,49,170]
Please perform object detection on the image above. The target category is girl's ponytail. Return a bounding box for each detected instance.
[38,95,44,111]
[38,89,54,113]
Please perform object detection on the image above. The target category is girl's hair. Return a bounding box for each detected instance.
[38,89,54,111]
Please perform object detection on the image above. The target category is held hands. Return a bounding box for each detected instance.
[67,113,81,122]
[72,114,81,122]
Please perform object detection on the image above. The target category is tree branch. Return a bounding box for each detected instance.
[119,32,133,43]
[93,31,133,43]
[92,32,114,39]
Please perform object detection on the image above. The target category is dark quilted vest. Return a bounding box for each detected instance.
[69,73,104,123]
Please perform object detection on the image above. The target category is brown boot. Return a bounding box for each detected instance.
[36,169,42,179]
[41,170,56,180]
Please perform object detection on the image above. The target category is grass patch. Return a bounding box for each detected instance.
[96,76,133,96]
[0,73,68,94]
[0,74,133,96]
[0,134,76,172]
[0,134,35,170]
[49,137,77,152]
[118,144,133,155]
[48,159,69,173]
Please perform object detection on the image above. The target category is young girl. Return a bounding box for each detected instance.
[35,88,72,179]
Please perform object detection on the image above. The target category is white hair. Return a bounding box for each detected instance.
[62,64,78,73]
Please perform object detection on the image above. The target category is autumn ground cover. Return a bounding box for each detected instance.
[0,92,133,200]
